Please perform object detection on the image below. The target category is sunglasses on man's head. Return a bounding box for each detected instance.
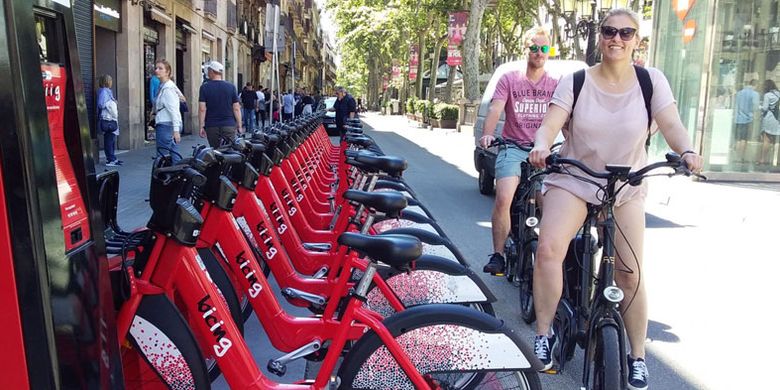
[600,26,637,41]
[529,44,550,54]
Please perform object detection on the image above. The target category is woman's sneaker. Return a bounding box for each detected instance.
[482,252,505,275]
[627,356,649,390]
[534,334,557,371]
[106,160,120,167]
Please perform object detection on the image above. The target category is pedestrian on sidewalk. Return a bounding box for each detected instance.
[302,89,315,115]
[198,61,242,147]
[256,84,267,129]
[282,90,295,122]
[97,74,121,166]
[734,79,759,164]
[330,86,356,137]
[479,26,559,276]
[240,83,258,132]
[758,79,780,167]
[153,59,183,163]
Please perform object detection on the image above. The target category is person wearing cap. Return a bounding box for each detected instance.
[198,60,242,147]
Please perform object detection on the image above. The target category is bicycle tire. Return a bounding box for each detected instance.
[337,304,541,390]
[122,294,211,390]
[592,325,623,390]
[198,248,244,382]
[518,241,536,324]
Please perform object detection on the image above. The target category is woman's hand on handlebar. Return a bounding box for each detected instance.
[529,145,551,169]
[681,151,703,173]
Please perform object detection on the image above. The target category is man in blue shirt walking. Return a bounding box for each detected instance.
[735,79,759,164]
[198,61,242,147]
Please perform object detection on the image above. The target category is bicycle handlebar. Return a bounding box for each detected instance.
[487,136,534,151]
[545,152,706,187]
[153,165,207,187]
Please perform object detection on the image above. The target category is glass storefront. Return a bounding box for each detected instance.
[652,0,780,180]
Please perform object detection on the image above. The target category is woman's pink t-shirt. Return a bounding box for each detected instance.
[493,71,559,143]
[544,67,677,206]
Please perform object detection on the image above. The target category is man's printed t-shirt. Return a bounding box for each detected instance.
[492,71,559,143]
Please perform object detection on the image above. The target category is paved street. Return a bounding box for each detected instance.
[109,115,779,389]
[357,112,779,390]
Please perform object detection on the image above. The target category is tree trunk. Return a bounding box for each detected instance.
[415,33,426,99]
[428,36,446,102]
[463,0,488,101]
[444,65,456,103]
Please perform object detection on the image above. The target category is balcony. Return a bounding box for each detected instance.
[227,0,237,32]
[203,0,217,19]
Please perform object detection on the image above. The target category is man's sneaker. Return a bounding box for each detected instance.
[114,160,124,165]
[482,252,505,275]
[106,160,120,167]
[627,356,649,390]
[534,334,557,371]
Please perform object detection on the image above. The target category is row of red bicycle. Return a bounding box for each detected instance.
[99,113,544,389]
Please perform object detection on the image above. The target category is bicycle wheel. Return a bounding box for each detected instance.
[591,325,623,390]
[517,240,536,324]
[338,305,541,390]
[122,294,211,390]
[197,248,244,382]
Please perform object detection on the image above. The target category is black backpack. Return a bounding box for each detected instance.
[571,65,654,150]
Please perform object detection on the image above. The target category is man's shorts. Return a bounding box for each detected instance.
[735,122,751,141]
[494,145,530,179]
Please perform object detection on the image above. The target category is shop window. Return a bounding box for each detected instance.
[705,0,780,173]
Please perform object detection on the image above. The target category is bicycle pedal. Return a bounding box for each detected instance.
[491,272,506,277]
[543,368,559,375]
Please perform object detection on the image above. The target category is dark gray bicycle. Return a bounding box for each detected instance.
[543,152,704,390]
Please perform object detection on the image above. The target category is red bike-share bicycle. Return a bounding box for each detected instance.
[104,115,543,389]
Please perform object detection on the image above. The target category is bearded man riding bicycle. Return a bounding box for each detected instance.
[480,27,559,276]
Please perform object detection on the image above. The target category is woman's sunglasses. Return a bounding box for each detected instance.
[600,26,637,41]
[528,44,550,54]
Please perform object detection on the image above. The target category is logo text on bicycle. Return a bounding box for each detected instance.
[197,295,233,357]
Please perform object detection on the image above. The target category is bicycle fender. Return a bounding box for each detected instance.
[379,227,449,245]
[371,217,441,236]
[338,304,543,389]
[366,256,496,317]
[380,228,464,264]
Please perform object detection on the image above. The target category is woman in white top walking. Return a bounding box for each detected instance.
[154,59,184,163]
[758,79,780,167]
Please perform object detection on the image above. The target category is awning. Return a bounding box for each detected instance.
[202,30,216,41]
[179,22,197,34]
[150,7,172,24]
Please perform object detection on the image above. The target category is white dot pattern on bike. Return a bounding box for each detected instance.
[129,316,195,389]
[372,218,439,234]
[366,270,488,317]
[350,324,530,389]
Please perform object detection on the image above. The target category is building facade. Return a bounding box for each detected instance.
[85,0,334,151]
[651,0,780,181]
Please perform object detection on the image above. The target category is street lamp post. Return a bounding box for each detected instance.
[562,0,630,66]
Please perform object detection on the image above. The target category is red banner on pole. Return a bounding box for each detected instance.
[446,44,462,66]
[409,45,419,81]
[448,12,469,45]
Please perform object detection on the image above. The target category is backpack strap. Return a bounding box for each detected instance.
[571,69,586,117]
[634,65,654,150]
